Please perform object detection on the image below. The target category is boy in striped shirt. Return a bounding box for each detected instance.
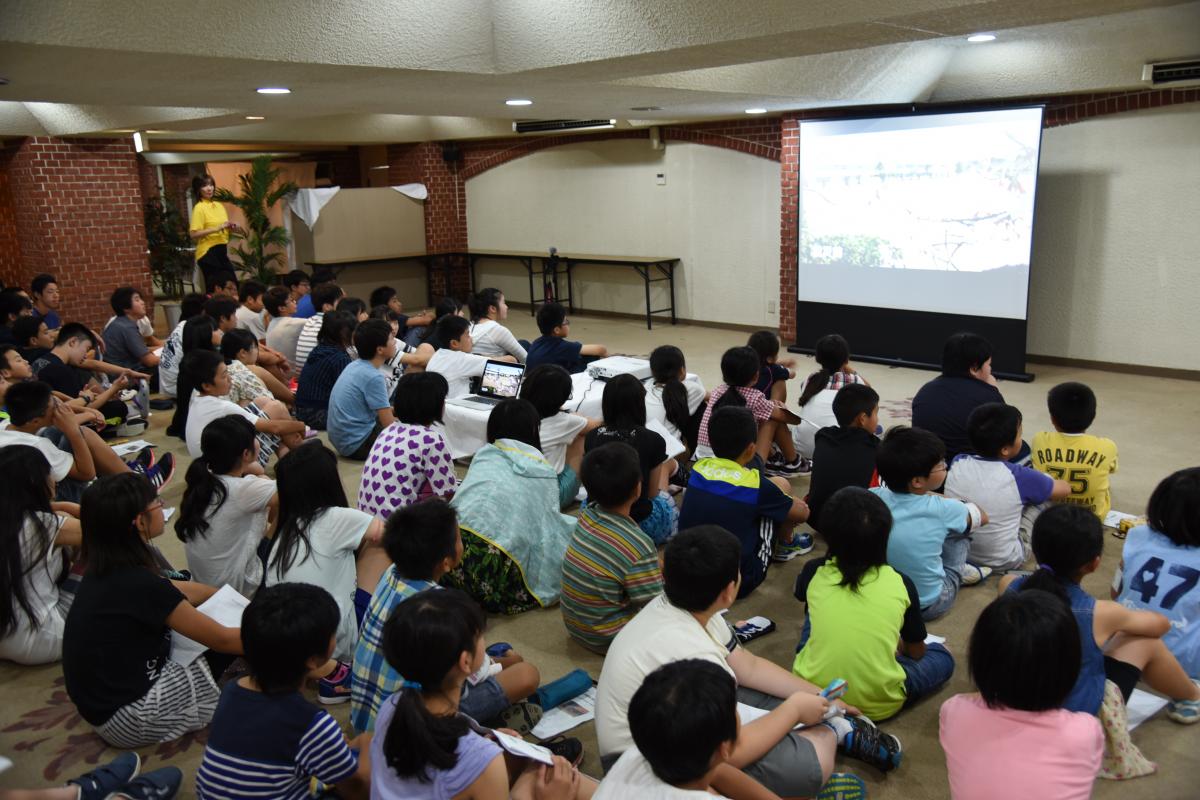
[196,583,370,800]
[562,442,665,653]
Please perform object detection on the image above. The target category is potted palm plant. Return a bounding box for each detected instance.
[144,193,193,328]
[215,154,299,285]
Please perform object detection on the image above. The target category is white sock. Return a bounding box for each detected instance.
[822,713,853,745]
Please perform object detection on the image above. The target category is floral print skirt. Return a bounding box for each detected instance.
[443,529,539,615]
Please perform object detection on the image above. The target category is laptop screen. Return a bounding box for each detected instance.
[479,360,525,398]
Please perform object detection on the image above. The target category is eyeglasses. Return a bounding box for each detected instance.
[143,499,164,514]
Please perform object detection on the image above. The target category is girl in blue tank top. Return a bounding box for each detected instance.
[1116,468,1200,680]
[1000,505,1200,723]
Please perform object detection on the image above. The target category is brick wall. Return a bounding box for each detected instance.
[387,142,470,297]
[0,144,24,287]
[1,137,152,329]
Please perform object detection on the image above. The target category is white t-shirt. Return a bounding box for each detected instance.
[294,313,325,376]
[266,317,307,372]
[427,349,491,399]
[378,343,418,398]
[159,319,188,397]
[0,425,75,481]
[945,455,1055,569]
[185,393,259,458]
[469,319,526,362]
[539,412,589,472]
[183,474,276,596]
[235,305,269,342]
[644,378,706,443]
[595,749,729,800]
[263,506,374,659]
[0,512,68,664]
[595,595,737,757]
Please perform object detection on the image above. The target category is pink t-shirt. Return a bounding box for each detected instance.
[939,694,1103,800]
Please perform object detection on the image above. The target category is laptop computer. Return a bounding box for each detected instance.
[451,359,525,407]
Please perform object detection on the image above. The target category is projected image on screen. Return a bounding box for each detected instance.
[797,107,1044,320]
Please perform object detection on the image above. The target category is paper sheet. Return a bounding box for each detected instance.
[925,633,946,645]
[492,730,554,765]
[163,507,176,523]
[645,418,687,460]
[111,439,153,457]
[1103,509,1140,529]
[1126,689,1169,730]
[531,687,596,739]
[737,701,832,730]
[169,585,248,665]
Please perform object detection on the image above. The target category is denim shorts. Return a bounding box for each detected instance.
[460,675,509,722]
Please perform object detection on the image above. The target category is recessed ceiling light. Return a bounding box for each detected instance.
[745,108,768,114]
[966,33,996,42]
[630,106,663,112]
[245,116,266,120]
[505,98,533,106]
[256,87,291,94]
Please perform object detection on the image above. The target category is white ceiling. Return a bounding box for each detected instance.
[0,0,1197,147]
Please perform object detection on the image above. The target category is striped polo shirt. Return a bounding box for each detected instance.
[561,505,664,651]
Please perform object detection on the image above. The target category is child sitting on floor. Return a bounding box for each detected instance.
[519,364,598,509]
[872,426,990,621]
[175,415,276,597]
[794,334,869,462]
[351,500,540,734]
[1031,381,1119,520]
[561,443,665,653]
[806,383,881,533]
[358,371,456,520]
[940,589,1103,800]
[0,445,82,665]
[195,583,371,800]
[370,589,592,799]
[327,319,396,459]
[695,346,802,475]
[793,487,954,720]
[525,302,608,375]
[583,374,676,544]
[946,402,1070,571]
[264,442,386,673]
[425,314,514,398]
[1002,505,1200,722]
[645,345,708,454]
[746,330,807,476]
[1115,467,1200,678]
[293,310,355,429]
[680,407,810,595]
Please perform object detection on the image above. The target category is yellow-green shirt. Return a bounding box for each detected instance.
[1031,430,1118,519]
[190,199,230,261]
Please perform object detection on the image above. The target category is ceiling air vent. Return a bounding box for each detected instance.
[513,119,616,134]
[1141,58,1200,89]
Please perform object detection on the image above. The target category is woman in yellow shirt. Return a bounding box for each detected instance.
[189,175,241,292]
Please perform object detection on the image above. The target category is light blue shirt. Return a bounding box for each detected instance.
[871,486,970,608]
[327,359,390,455]
[1119,525,1200,678]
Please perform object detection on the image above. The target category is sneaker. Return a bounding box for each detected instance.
[110,766,183,799]
[124,445,156,473]
[539,735,583,767]
[68,751,140,800]
[148,398,176,411]
[841,715,902,773]
[772,532,814,562]
[318,661,352,705]
[499,701,544,736]
[768,456,812,477]
[140,452,176,493]
[1167,679,1200,724]
[116,419,147,437]
[960,563,993,587]
[816,773,867,800]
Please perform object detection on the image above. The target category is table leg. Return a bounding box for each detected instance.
[643,265,652,329]
[526,258,536,315]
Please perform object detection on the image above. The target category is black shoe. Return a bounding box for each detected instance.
[149,398,176,410]
[539,735,584,767]
[842,715,902,773]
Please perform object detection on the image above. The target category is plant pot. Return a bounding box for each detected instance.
[161,301,183,331]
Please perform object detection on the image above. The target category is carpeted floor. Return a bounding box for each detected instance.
[2,310,1197,798]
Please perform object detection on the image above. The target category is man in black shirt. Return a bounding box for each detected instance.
[37,322,130,424]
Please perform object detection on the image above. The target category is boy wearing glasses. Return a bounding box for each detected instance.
[525,302,608,374]
[872,426,990,621]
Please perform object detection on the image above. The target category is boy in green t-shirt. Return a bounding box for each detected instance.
[793,486,955,720]
[561,442,664,653]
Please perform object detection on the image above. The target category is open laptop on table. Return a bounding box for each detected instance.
[447,359,525,408]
